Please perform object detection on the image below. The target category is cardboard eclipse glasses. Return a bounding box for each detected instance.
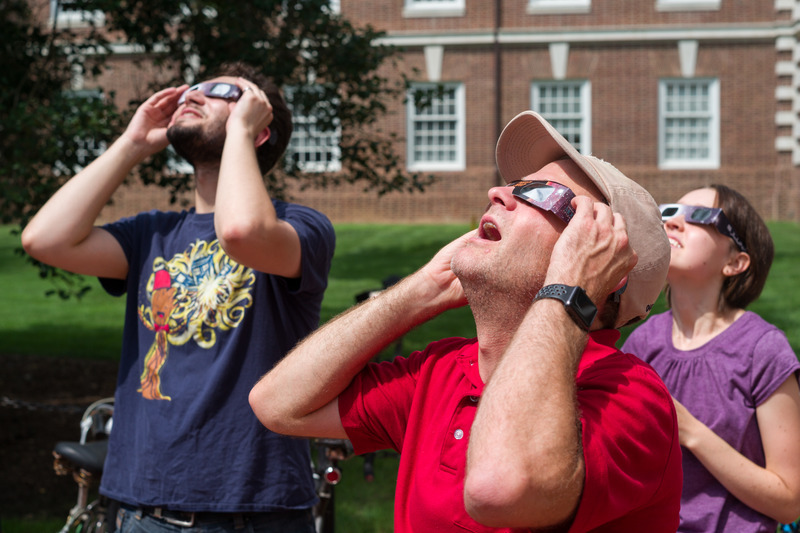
[508,180,576,224]
[177,82,242,105]
[176,82,277,146]
[659,203,747,253]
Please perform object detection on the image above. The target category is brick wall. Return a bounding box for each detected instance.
[80,0,800,224]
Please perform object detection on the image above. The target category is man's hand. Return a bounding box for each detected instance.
[545,196,637,306]
[226,77,274,142]
[19,85,189,278]
[416,229,475,312]
[249,231,475,441]
[123,85,188,157]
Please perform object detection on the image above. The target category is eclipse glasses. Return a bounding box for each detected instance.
[659,203,747,253]
[176,82,278,146]
[177,82,243,105]
[507,180,576,224]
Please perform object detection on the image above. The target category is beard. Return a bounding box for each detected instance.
[451,241,546,315]
[166,120,226,167]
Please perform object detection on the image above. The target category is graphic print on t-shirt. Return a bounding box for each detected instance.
[137,239,256,400]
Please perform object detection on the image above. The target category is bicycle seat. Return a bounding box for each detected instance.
[54,440,108,474]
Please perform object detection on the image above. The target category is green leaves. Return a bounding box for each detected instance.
[6,0,430,205]
[5,0,433,296]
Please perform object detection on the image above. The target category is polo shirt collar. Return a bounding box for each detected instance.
[454,329,621,391]
[455,340,484,391]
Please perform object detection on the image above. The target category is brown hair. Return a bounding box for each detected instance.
[712,184,774,309]
[666,184,773,310]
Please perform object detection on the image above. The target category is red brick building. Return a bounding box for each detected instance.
[41,0,800,223]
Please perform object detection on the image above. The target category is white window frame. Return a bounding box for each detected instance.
[286,116,342,173]
[285,87,342,173]
[403,0,465,18]
[406,82,466,172]
[49,0,105,28]
[527,0,591,15]
[656,0,721,12]
[531,80,592,155]
[658,78,720,170]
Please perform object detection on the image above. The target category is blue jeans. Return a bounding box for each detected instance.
[115,505,315,533]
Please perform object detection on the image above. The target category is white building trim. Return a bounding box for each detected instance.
[377,24,790,48]
[678,40,698,78]
[424,45,444,82]
[549,43,569,80]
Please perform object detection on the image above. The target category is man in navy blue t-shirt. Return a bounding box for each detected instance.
[23,62,335,532]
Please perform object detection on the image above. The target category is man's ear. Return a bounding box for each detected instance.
[254,127,271,148]
[610,276,628,302]
[722,251,750,277]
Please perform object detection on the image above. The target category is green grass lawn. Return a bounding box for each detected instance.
[0,229,126,360]
[0,223,471,532]
[4,220,799,358]
[2,220,800,531]
[0,224,476,360]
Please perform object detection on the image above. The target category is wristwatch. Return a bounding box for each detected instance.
[534,284,597,331]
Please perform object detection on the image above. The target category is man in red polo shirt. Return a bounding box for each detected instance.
[250,111,682,532]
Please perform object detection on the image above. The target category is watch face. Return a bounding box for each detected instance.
[565,288,595,329]
[538,284,597,330]
[569,287,594,312]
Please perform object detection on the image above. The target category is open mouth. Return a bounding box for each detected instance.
[667,237,681,248]
[480,220,501,241]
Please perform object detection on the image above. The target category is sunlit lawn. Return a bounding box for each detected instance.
[2,219,799,532]
[0,223,476,361]
[0,223,472,532]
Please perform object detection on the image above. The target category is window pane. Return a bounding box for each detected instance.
[661,80,715,165]
[286,88,341,173]
[55,90,107,174]
[409,84,462,168]
[532,81,588,153]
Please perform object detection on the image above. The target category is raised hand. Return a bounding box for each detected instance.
[226,77,274,142]
[546,195,638,305]
[416,229,475,312]
[123,85,188,156]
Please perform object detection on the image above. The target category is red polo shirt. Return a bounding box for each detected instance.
[338,330,681,532]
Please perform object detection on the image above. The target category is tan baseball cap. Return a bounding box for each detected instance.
[495,110,669,328]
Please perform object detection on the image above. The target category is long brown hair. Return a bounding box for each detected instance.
[713,184,773,309]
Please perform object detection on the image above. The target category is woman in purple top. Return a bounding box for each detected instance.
[623,185,800,532]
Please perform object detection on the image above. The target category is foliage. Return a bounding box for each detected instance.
[3,0,434,296]
[64,0,432,198]
[2,0,120,224]
[1,0,123,296]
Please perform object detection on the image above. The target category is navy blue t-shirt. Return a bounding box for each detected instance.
[98,201,335,512]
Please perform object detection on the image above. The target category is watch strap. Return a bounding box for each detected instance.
[534,284,597,331]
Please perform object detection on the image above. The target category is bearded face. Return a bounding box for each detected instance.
[451,237,548,309]
[166,119,227,167]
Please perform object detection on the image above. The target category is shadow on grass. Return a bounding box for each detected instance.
[0,323,123,360]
